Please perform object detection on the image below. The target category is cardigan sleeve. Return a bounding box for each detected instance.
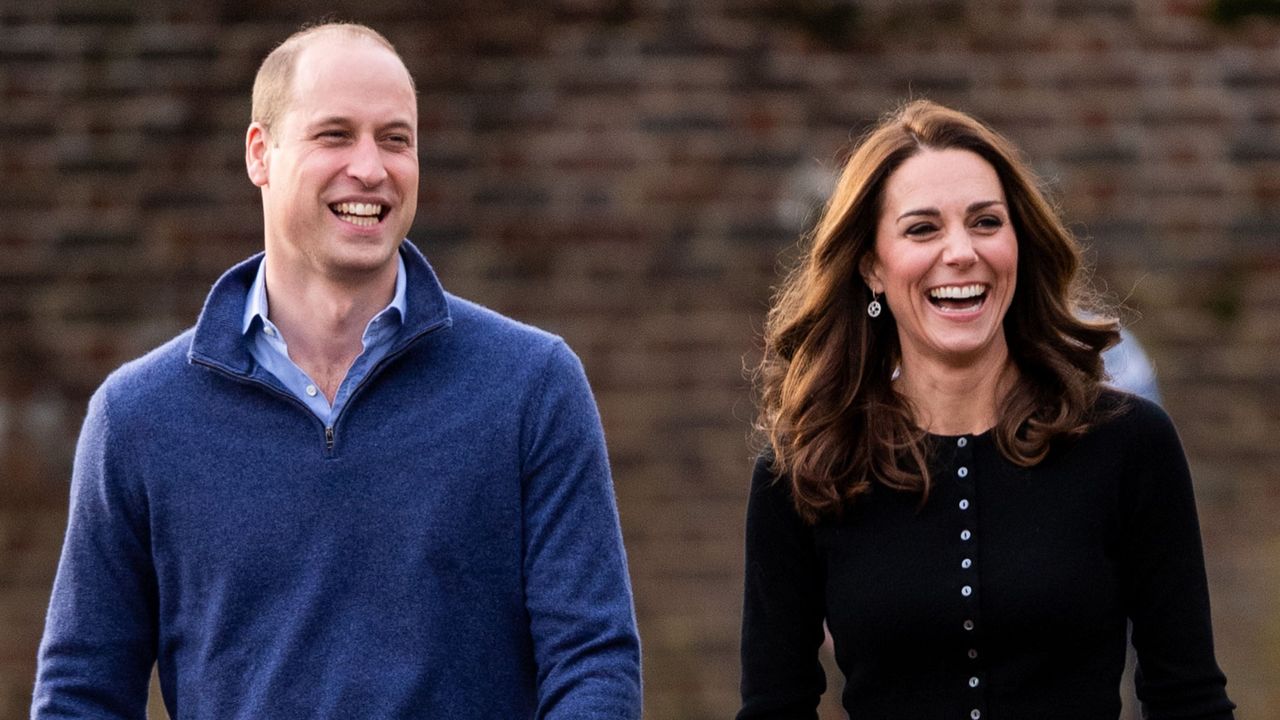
[518,340,642,720]
[32,384,158,719]
[737,454,828,720]
[1118,399,1235,719]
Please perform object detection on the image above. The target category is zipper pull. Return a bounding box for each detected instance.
[325,426,335,451]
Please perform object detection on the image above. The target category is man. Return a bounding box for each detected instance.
[33,23,642,718]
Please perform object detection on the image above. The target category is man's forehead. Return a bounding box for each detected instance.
[293,34,407,77]
[291,35,414,94]
[284,36,417,125]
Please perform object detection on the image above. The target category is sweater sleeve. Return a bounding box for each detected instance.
[1119,399,1235,719]
[32,384,158,719]
[519,340,642,720]
[737,455,827,720]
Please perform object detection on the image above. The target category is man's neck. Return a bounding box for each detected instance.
[895,344,1017,436]
[263,256,397,403]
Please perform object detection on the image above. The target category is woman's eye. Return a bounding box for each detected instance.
[973,216,1004,230]
[905,223,937,236]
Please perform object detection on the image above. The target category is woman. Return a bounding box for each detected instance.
[740,100,1234,719]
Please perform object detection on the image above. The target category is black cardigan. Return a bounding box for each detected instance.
[738,392,1234,719]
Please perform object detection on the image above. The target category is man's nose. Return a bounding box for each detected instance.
[346,135,388,187]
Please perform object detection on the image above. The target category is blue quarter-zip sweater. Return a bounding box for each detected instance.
[33,242,642,719]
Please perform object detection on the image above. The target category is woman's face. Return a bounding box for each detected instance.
[864,148,1018,371]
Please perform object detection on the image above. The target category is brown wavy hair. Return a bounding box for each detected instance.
[757,100,1120,524]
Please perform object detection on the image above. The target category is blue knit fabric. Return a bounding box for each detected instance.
[33,242,642,719]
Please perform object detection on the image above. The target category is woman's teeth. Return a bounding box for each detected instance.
[928,283,986,300]
[928,284,987,312]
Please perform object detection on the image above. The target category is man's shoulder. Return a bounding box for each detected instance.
[95,328,198,410]
[432,293,594,396]
[443,292,566,355]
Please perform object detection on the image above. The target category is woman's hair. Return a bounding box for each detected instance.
[757,99,1120,524]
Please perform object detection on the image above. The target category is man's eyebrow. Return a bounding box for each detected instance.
[306,117,417,132]
[308,116,352,128]
[895,200,1005,222]
[380,120,416,134]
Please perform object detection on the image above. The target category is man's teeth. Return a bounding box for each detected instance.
[929,284,986,300]
[332,202,384,225]
[333,202,383,216]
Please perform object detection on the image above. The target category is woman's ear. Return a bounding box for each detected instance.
[859,254,883,295]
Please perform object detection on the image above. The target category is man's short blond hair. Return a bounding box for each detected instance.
[250,22,414,133]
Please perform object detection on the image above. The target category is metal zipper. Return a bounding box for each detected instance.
[322,318,451,452]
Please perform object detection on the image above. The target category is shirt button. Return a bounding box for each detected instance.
[971,710,981,720]
[962,585,973,597]
[968,648,978,659]
[305,385,318,397]
[961,530,972,541]
[969,676,980,688]
[264,326,276,337]
[959,499,970,510]
[957,437,967,447]
[958,466,969,478]
[963,619,975,631]
[962,558,972,569]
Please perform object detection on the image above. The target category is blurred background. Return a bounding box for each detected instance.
[2,0,1278,718]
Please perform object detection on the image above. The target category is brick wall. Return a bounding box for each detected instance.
[2,1,1277,717]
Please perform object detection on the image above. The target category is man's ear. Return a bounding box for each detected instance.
[245,122,270,188]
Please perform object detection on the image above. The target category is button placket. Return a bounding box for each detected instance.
[954,435,984,719]
[956,437,976,606]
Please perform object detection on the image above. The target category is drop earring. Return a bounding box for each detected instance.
[867,292,882,318]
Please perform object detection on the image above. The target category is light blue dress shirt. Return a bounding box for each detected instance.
[241,252,407,427]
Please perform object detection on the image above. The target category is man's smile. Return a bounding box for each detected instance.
[330,201,387,227]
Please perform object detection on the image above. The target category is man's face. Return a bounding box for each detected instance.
[247,37,418,284]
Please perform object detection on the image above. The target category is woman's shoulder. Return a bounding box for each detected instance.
[750,450,788,495]
[1085,386,1183,456]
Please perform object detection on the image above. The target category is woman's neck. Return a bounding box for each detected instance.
[895,346,1017,436]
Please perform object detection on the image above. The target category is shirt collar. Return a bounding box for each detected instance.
[241,251,409,337]
[192,240,450,376]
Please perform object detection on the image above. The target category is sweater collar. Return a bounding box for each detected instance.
[188,239,452,376]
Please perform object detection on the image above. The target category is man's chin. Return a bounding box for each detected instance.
[318,242,401,283]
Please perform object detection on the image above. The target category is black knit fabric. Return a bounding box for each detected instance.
[739,391,1234,720]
